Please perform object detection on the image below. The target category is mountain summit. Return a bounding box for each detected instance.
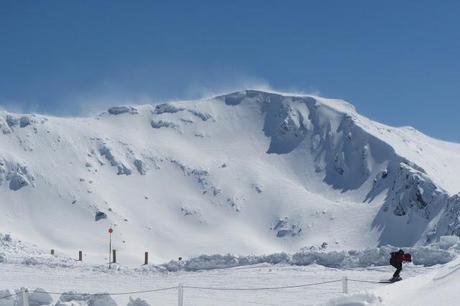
[1,90,460,262]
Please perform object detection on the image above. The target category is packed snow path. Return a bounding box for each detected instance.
[0,262,433,305]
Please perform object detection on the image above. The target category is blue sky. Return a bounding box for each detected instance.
[1,1,459,141]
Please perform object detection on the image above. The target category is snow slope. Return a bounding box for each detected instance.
[374,255,460,306]
[1,90,460,263]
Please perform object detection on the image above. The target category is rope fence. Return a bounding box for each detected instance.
[0,277,389,305]
[184,279,343,291]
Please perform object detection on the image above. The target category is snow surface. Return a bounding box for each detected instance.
[0,255,438,306]
[0,238,457,306]
[2,89,460,305]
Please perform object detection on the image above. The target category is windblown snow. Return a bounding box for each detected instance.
[1,90,460,265]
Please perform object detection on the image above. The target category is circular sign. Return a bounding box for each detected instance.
[108,228,113,234]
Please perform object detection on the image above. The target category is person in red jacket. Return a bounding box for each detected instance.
[390,249,412,280]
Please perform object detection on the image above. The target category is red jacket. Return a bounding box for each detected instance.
[391,252,412,263]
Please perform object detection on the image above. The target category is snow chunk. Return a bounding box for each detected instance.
[13,288,53,306]
[87,294,117,306]
[0,290,14,306]
[438,235,460,249]
[58,292,91,303]
[127,297,150,306]
[56,292,117,306]
[28,288,53,306]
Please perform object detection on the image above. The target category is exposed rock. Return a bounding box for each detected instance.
[153,103,184,114]
[8,173,30,191]
[151,120,179,129]
[95,211,107,221]
[272,217,302,238]
[107,106,138,115]
[19,116,32,128]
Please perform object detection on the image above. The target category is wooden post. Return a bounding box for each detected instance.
[78,250,82,261]
[112,249,116,263]
[144,252,148,265]
[50,249,54,255]
[178,283,183,306]
[21,288,29,306]
[342,276,348,294]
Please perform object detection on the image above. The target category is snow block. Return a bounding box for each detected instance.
[438,236,460,249]
[28,288,53,306]
[0,290,14,306]
[87,294,117,306]
[127,297,151,306]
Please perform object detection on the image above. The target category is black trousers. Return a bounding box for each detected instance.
[390,259,402,278]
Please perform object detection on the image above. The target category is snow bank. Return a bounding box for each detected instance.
[371,256,460,305]
[0,288,118,306]
[138,244,457,273]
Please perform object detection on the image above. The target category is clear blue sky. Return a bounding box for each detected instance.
[1,1,459,141]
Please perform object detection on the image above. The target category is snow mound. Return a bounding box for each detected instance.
[126,297,150,306]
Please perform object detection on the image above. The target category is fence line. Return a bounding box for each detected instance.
[46,286,179,296]
[348,278,383,284]
[184,279,343,291]
[0,277,389,305]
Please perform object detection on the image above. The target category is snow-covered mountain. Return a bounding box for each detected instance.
[1,90,460,263]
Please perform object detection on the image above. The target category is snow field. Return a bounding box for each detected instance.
[0,262,433,306]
